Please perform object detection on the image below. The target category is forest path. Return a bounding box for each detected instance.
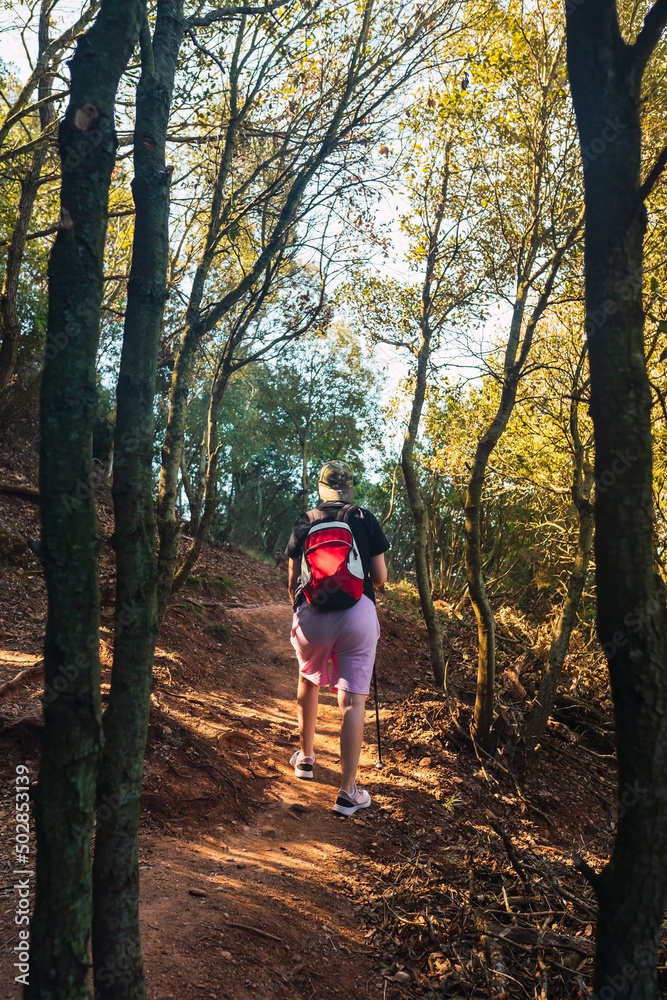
[138,598,395,1000]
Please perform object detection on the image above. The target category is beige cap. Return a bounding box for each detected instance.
[318,460,354,501]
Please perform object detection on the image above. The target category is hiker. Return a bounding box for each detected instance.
[285,460,389,816]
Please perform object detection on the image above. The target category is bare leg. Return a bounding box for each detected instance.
[338,689,367,793]
[297,674,319,758]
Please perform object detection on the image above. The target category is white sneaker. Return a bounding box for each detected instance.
[332,783,371,816]
[289,750,315,779]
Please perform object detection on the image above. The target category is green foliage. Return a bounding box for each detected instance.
[92,382,116,464]
[181,326,381,555]
[208,623,230,641]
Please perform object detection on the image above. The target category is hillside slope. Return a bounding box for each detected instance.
[0,480,655,999]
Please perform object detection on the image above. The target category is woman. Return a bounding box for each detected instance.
[285,460,389,816]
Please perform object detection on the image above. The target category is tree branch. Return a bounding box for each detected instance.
[0,1,101,150]
[138,12,156,77]
[633,0,667,70]
[640,143,667,201]
[0,208,135,248]
[186,1,286,27]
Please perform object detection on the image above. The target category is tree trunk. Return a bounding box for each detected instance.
[179,454,199,533]
[301,434,310,513]
[154,28,249,620]
[0,0,55,400]
[156,327,198,619]
[190,430,208,533]
[402,322,445,688]
[29,2,145,997]
[171,359,229,594]
[465,211,581,745]
[521,492,594,748]
[465,291,528,744]
[521,358,594,753]
[91,5,181,999]
[566,5,667,997]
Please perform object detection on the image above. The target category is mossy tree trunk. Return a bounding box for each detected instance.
[29,1,145,997]
[401,315,445,688]
[566,4,667,997]
[90,5,182,999]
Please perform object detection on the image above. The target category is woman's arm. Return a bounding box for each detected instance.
[288,557,300,604]
[369,553,387,588]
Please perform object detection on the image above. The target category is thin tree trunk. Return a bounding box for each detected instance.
[402,320,445,688]
[29,2,145,997]
[171,360,230,594]
[0,0,55,399]
[155,19,253,619]
[522,491,594,747]
[301,435,310,512]
[566,6,667,997]
[427,514,436,595]
[90,5,181,999]
[167,266,285,596]
[191,429,208,532]
[466,214,582,744]
[465,285,528,744]
[180,454,198,532]
[521,357,594,753]
[156,324,201,617]
[400,175,454,688]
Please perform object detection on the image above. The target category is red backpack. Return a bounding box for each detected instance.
[301,505,365,611]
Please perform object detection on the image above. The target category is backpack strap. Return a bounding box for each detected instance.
[336,503,359,523]
[335,505,361,557]
[305,504,359,526]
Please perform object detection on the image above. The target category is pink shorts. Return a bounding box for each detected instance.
[290,594,381,695]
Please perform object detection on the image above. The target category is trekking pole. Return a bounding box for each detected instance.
[372,662,383,768]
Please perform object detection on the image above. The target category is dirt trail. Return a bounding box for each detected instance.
[137,599,394,1000]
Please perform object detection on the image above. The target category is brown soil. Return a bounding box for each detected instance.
[0,477,662,999]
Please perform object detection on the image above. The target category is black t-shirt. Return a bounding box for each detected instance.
[286,501,390,606]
